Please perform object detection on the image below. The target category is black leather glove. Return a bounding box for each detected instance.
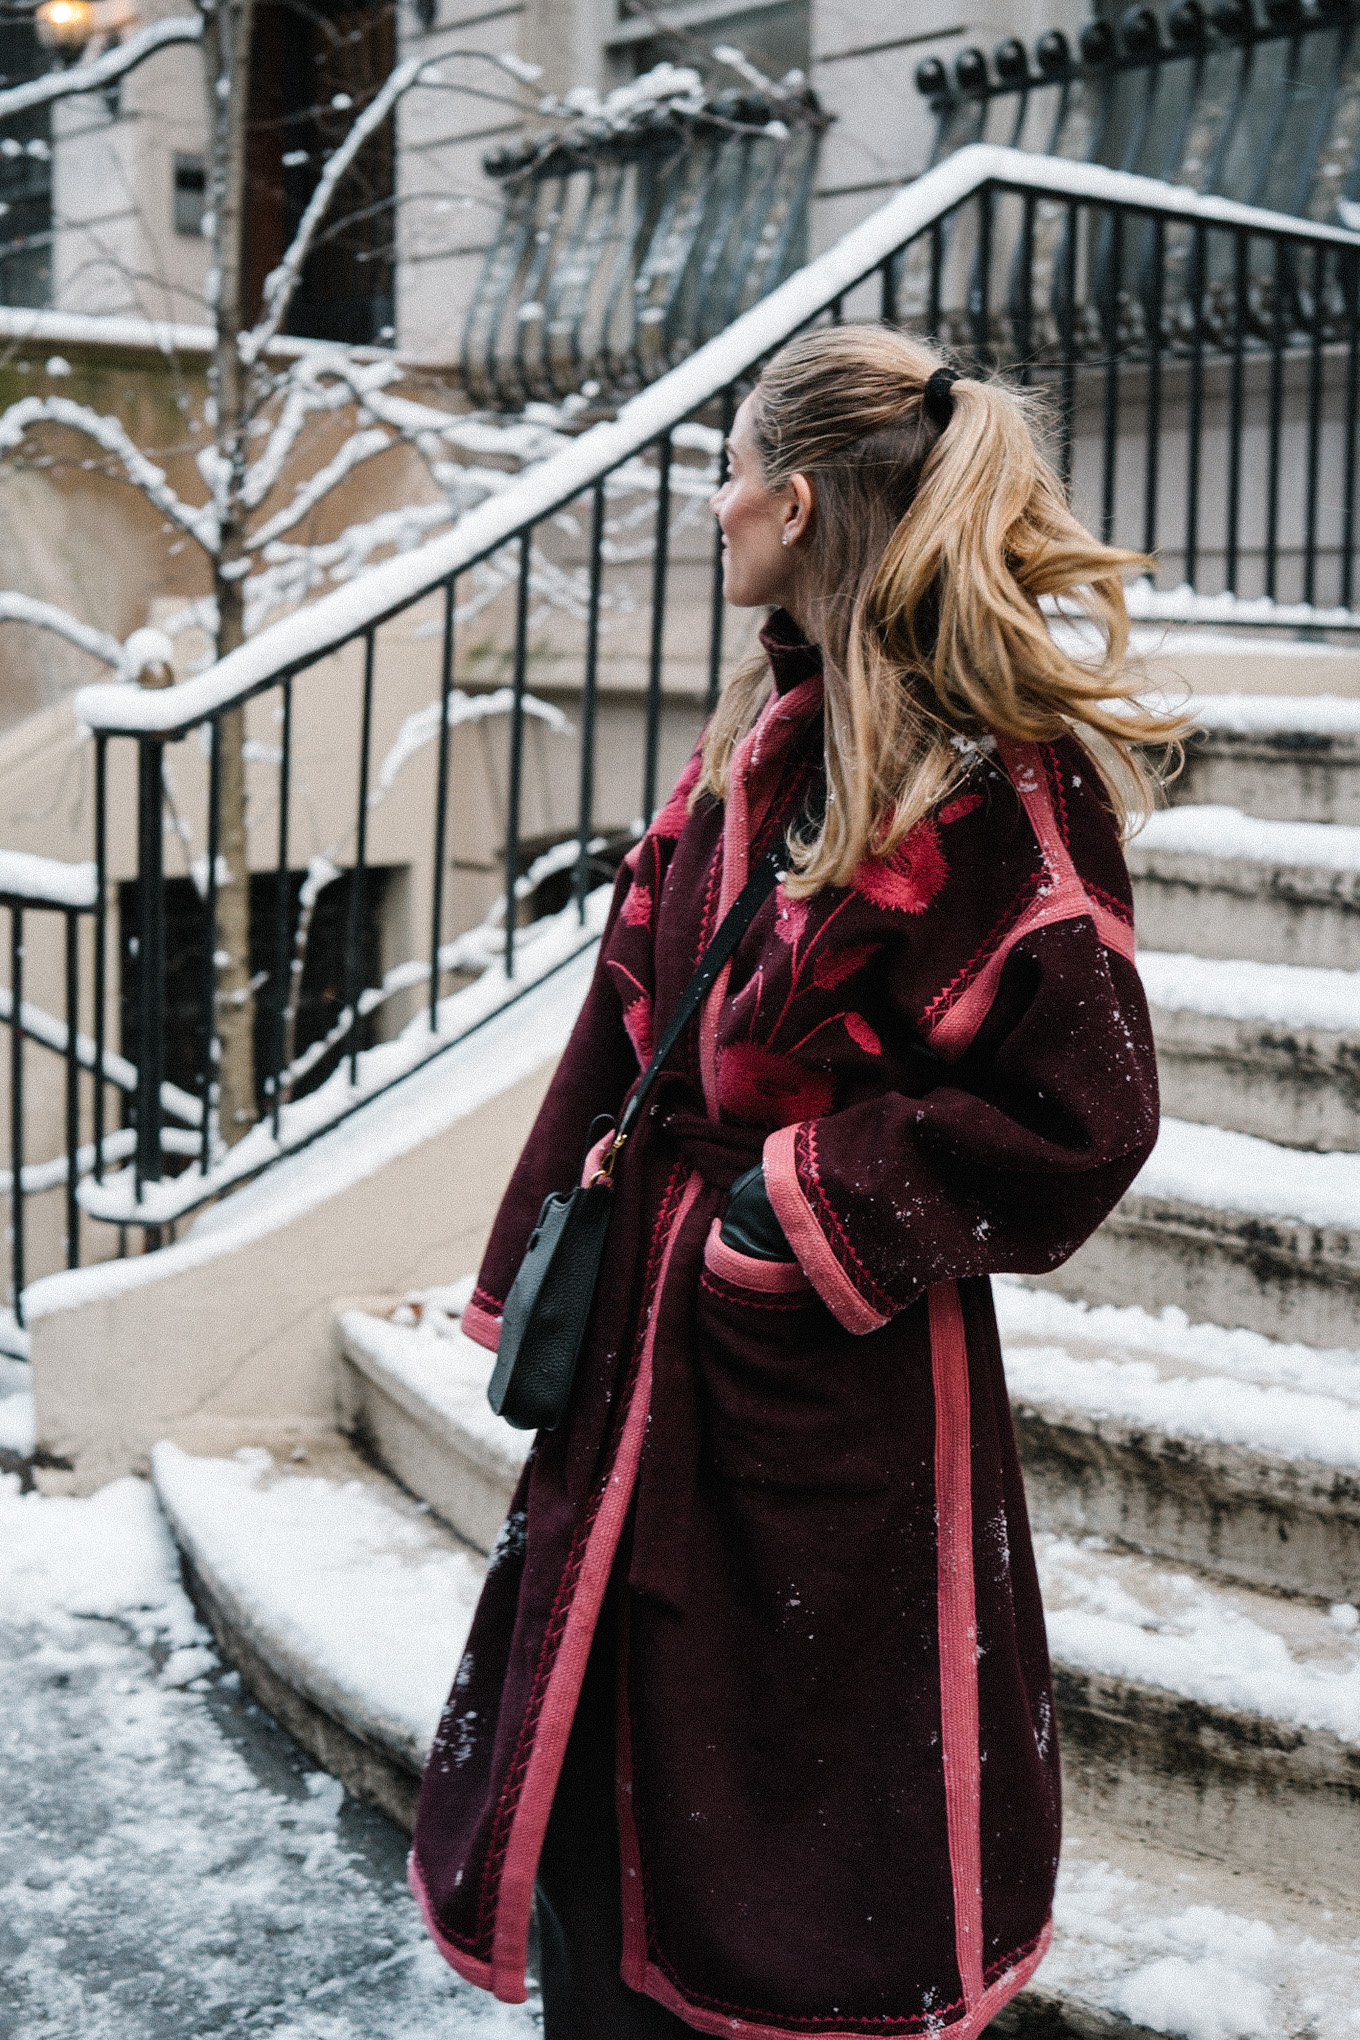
[719,1162,791,1261]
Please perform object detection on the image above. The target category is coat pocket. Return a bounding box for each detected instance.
[696,1222,889,1493]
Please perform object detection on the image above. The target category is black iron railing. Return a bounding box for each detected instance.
[6,146,1360,1307]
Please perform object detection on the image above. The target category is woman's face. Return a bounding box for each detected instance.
[710,394,811,612]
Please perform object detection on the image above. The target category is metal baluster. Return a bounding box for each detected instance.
[1059,199,1078,492]
[830,295,844,325]
[1344,248,1359,612]
[880,251,898,327]
[928,220,943,340]
[1143,213,1165,561]
[1184,221,1206,588]
[504,531,532,979]
[10,907,23,1322]
[1016,193,1034,383]
[707,389,734,715]
[271,679,292,1137]
[134,737,165,1200]
[199,717,220,1177]
[1226,231,1247,594]
[972,185,992,368]
[64,908,79,1270]
[429,578,456,1032]
[1102,208,1123,546]
[93,734,107,1185]
[642,434,672,824]
[1303,240,1324,608]
[575,481,605,921]
[346,632,376,1082]
[1266,236,1287,602]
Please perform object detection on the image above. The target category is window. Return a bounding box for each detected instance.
[173,155,206,238]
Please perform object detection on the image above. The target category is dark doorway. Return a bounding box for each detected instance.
[120,867,393,1122]
[0,16,52,308]
[245,0,397,344]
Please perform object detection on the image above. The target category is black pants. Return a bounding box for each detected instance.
[535,1593,694,2039]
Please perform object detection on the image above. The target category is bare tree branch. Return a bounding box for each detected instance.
[0,15,202,122]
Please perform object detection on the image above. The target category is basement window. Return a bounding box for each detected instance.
[173,155,206,238]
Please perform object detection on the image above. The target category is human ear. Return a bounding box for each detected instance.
[782,472,814,548]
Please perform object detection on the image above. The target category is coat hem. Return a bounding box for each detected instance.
[632,1918,1052,2038]
[406,1849,518,2002]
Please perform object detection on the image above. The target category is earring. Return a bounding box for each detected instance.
[782,531,792,547]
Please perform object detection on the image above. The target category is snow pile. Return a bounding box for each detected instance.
[1138,951,1360,1031]
[341,1307,531,1486]
[1005,1344,1360,1468]
[0,1471,199,1639]
[1039,1535,1360,1743]
[1136,804,1360,873]
[0,1366,34,1456]
[1046,1841,1360,2040]
[152,1443,483,1768]
[1132,1115,1360,1229]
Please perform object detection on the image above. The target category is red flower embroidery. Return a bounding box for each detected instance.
[622,881,653,928]
[717,1043,835,1128]
[939,791,984,825]
[774,897,808,948]
[648,753,703,840]
[622,993,654,1067]
[843,1013,882,1055]
[853,819,948,916]
[812,941,878,991]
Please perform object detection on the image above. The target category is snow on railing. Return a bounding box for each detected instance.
[74,144,1360,740]
[0,851,98,912]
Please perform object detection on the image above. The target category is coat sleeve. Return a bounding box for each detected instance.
[462,863,642,1351]
[762,914,1159,1333]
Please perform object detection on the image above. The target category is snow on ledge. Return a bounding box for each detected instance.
[24,943,595,1323]
[152,1442,480,1770]
[1136,803,1360,872]
[1186,693,1360,738]
[0,849,98,910]
[1132,1115,1360,1232]
[340,1308,531,1486]
[1138,951,1360,1032]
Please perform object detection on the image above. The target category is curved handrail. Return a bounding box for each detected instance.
[74,141,1360,741]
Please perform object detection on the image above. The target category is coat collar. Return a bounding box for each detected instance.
[759,609,823,695]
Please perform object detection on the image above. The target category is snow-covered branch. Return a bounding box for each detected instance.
[0,593,122,671]
[0,14,201,123]
[0,398,216,550]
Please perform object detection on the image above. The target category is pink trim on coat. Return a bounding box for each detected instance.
[486,1170,706,2000]
[762,1123,888,1335]
[629,1922,1052,2039]
[927,742,1135,1062]
[702,1218,812,1293]
[928,1279,985,2011]
[614,1590,650,1993]
[460,1299,502,1353]
[407,1849,498,1996]
[581,1127,615,1186]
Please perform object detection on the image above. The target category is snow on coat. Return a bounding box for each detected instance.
[410,610,1160,2037]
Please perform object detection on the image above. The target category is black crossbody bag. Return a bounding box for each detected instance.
[487,834,798,1431]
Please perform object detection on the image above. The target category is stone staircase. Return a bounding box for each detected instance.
[147,685,1360,2036]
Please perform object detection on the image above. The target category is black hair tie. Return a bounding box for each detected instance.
[922,365,959,431]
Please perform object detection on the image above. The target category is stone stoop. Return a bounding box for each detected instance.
[1130,809,1360,970]
[1173,699,1360,826]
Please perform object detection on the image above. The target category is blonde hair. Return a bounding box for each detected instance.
[695,325,1186,896]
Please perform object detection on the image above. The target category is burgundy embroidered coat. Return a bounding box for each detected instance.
[411,613,1159,2038]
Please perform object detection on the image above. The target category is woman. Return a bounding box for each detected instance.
[411,326,1177,2038]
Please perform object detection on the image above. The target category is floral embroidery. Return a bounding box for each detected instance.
[623,881,654,928]
[622,993,654,1068]
[940,792,984,825]
[774,897,809,949]
[853,818,948,916]
[843,1013,882,1056]
[812,941,878,992]
[717,1043,835,1128]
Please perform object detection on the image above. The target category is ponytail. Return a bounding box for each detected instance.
[693,325,1185,896]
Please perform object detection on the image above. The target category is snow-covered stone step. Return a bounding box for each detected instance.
[1173,694,1360,826]
[997,1281,1360,1603]
[337,1289,529,1555]
[1041,1533,1360,1902]
[1142,952,1360,1153]
[1129,807,1360,970]
[1047,1117,1360,1352]
[151,1439,483,1832]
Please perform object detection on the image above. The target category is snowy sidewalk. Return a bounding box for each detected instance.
[0,1472,540,2039]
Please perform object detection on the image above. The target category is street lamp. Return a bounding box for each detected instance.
[35,0,138,59]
